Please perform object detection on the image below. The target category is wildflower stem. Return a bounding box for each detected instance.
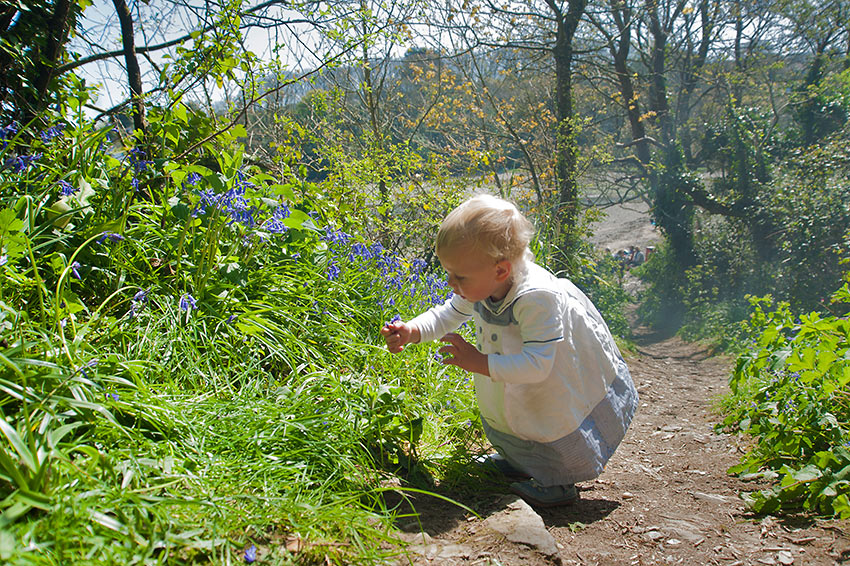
[25,233,48,325]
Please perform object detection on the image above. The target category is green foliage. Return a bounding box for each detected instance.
[720,287,850,518]
[635,241,686,333]
[0,108,483,563]
[638,117,850,344]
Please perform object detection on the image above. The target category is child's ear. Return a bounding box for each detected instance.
[495,259,512,282]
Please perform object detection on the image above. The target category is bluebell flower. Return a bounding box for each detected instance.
[134,289,148,302]
[327,260,341,281]
[128,147,152,173]
[244,544,257,563]
[70,261,81,280]
[180,293,197,311]
[105,392,119,401]
[321,226,352,246]
[184,172,202,187]
[228,314,237,323]
[433,352,444,362]
[79,358,98,378]
[263,204,291,234]
[0,123,18,149]
[4,153,40,172]
[39,125,64,143]
[98,231,125,244]
[58,180,77,196]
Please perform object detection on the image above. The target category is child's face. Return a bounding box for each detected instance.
[438,245,513,303]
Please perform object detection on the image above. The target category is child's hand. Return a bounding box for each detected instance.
[439,333,489,376]
[381,320,417,353]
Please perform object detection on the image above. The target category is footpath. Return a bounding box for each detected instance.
[393,325,850,566]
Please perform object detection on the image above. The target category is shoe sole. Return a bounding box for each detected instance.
[510,485,580,508]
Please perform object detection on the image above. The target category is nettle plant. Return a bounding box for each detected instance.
[721,281,850,518]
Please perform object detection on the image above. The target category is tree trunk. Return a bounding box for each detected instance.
[547,0,587,275]
[112,0,148,136]
[646,0,696,269]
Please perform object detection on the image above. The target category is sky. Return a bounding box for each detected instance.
[71,0,335,117]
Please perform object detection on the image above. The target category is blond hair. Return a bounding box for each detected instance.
[436,194,534,263]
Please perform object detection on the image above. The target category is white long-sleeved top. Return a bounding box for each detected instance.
[409,261,624,443]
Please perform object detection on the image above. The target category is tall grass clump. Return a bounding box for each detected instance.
[0,108,481,564]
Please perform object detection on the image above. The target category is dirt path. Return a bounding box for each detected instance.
[393,323,850,566]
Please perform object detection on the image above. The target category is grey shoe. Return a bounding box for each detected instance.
[510,479,579,508]
[473,453,531,480]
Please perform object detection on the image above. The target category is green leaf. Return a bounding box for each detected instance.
[0,419,37,474]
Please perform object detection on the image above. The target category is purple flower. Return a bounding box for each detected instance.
[263,204,291,234]
[58,180,77,196]
[39,125,64,143]
[133,288,148,302]
[0,123,18,149]
[227,314,237,323]
[326,260,341,281]
[4,153,40,173]
[128,147,152,173]
[350,242,370,260]
[244,544,257,563]
[105,392,119,401]
[70,261,81,280]
[98,231,125,244]
[179,293,197,311]
[79,358,98,378]
[184,172,202,187]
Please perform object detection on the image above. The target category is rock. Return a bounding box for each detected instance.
[483,496,561,559]
[777,550,795,565]
[659,518,705,543]
[691,491,730,504]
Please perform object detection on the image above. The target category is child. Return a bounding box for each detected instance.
[381,195,638,507]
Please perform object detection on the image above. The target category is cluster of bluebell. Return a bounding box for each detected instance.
[179,293,197,311]
[58,180,77,196]
[193,170,266,229]
[128,147,153,191]
[3,152,40,173]
[0,123,18,150]
[97,231,125,244]
[318,225,452,314]
[0,122,64,173]
[39,124,64,143]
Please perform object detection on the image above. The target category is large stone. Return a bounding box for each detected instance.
[483,496,561,559]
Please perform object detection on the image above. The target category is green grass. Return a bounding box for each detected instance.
[0,114,491,564]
